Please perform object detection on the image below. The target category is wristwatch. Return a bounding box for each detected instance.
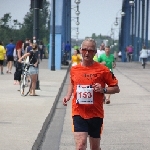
[103,88,107,93]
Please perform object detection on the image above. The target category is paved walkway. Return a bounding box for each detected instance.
[59,62,150,150]
[0,59,69,150]
[1,60,150,150]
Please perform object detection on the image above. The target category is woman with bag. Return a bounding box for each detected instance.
[140,46,148,69]
[14,40,23,85]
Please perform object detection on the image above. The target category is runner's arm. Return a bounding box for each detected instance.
[112,61,116,68]
[104,85,120,94]
[103,70,120,94]
[66,81,73,99]
[63,80,73,106]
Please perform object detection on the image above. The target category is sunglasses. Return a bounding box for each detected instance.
[81,48,96,53]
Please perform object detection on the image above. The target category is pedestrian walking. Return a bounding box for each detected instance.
[18,43,39,96]
[0,41,6,75]
[139,45,148,69]
[38,41,44,61]
[6,39,15,74]
[114,51,118,61]
[118,51,122,61]
[97,43,105,58]
[126,45,133,62]
[64,41,71,60]
[98,46,116,104]
[63,38,120,150]
[71,49,82,66]
[14,40,23,85]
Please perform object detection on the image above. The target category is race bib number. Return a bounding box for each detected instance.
[76,85,93,104]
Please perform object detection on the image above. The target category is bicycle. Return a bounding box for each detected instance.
[20,61,33,96]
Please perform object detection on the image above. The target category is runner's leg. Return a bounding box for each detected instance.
[89,137,101,150]
[74,132,88,150]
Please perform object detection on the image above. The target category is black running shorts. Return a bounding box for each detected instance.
[0,60,4,65]
[7,56,14,61]
[72,115,103,138]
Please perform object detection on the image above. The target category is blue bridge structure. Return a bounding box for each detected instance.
[48,0,149,69]
[120,0,149,62]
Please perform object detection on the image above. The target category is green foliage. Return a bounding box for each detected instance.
[0,0,50,46]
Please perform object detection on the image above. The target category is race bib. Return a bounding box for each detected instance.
[76,85,93,104]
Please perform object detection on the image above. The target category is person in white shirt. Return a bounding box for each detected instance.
[97,43,105,58]
[140,45,148,69]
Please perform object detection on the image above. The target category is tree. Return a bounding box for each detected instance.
[21,11,34,40]
[0,0,50,45]
[0,13,11,27]
[92,33,96,39]
[0,13,13,44]
[38,0,50,44]
[21,0,50,43]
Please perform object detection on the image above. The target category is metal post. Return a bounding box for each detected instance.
[51,0,55,71]
[121,0,129,62]
[33,0,40,90]
[134,0,137,61]
[137,0,141,56]
[33,0,39,43]
[61,0,66,62]
[141,0,145,46]
[145,0,149,47]
[131,5,134,46]
[68,0,71,60]
[127,2,131,47]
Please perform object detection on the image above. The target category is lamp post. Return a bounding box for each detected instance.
[51,0,55,71]
[114,10,125,54]
[71,0,80,46]
[71,27,79,46]
[129,0,134,47]
[31,0,43,89]
[114,10,125,26]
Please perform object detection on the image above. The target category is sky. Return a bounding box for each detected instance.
[0,0,149,40]
[71,0,123,39]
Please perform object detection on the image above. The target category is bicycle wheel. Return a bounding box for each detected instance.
[20,74,32,96]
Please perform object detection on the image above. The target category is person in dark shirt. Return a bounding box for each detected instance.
[65,41,71,60]
[27,40,33,53]
[18,43,39,96]
[6,39,15,73]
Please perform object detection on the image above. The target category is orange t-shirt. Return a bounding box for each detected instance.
[70,62,118,119]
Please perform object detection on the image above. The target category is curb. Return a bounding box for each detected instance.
[32,64,71,150]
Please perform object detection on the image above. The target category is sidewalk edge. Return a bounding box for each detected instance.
[32,65,71,150]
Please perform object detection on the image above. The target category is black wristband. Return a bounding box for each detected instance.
[103,88,107,93]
